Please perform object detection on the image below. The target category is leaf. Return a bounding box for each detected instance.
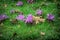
[32,16,45,24]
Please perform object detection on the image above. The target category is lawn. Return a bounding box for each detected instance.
[0,0,60,40]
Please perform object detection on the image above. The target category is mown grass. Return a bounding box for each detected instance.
[0,1,59,40]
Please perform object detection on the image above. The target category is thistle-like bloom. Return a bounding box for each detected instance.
[25,14,33,23]
[36,9,42,15]
[16,14,24,21]
[0,14,8,21]
[47,14,54,20]
[16,1,23,6]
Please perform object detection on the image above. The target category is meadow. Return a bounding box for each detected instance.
[0,0,60,40]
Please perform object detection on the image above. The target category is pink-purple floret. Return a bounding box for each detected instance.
[16,14,24,21]
[16,14,33,23]
[25,14,33,23]
[0,14,8,21]
[16,1,23,6]
[47,14,54,20]
[36,9,42,15]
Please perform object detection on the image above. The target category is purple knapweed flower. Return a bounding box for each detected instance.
[27,0,34,4]
[16,1,23,6]
[0,14,8,21]
[25,14,33,23]
[47,14,54,21]
[36,9,42,15]
[16,14,24,21]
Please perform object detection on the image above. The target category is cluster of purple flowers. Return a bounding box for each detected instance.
[16,14,33,23]
[16,9,55,24]
[9,1,55,23]
[0,12,54,24]
[36,9,54,21]
[16,0,34,6]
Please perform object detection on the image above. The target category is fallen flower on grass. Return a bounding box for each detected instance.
[0,14,8,21]
[16,14,24,21]
[36,9,42,15]
[47,14,54,21]
[16,1,23,6]
[25,14,33,23]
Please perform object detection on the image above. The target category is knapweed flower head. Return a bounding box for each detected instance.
[36,9,42,15]
[27,0,34,4]
[25,14,33,23]
[16,1,23,6]
[0,14,8,21]
[47,14,54,20]
[16,14,24,21]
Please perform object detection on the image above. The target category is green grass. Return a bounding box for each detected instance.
[0,1,59,40]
